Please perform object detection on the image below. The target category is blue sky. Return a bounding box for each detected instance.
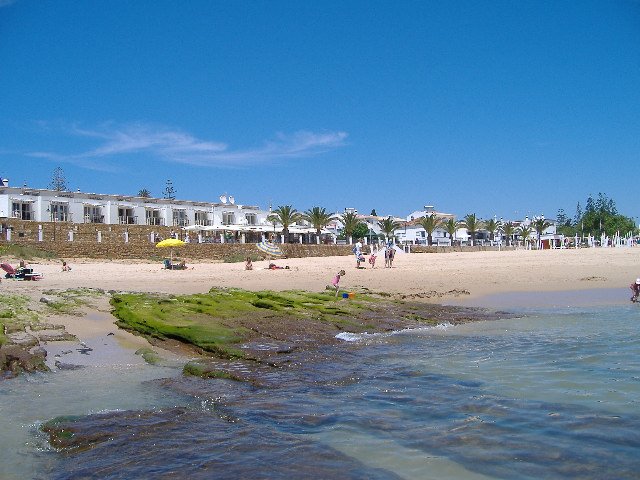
[1,1,639,221]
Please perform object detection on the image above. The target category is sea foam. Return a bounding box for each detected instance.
[335,322,455,342]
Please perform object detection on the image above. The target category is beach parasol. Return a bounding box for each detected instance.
[156,238,186,263]
[256,241,283,257]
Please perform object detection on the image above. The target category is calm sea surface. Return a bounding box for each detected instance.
[1,290,639,479]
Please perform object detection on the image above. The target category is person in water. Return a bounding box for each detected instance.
[630,278,640,302]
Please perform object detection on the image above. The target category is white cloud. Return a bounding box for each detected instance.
[28,122,347,169]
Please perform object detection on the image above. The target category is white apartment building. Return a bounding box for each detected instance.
[0,180,268,230]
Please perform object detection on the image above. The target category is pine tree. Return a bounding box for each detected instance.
[162,180,176,200]
[573,202,582,225]
[49,166,67,191]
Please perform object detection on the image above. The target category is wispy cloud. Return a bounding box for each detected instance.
[29,122,348,169]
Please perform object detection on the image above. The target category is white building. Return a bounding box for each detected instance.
[397,205,456,246]
[0,181,268,231]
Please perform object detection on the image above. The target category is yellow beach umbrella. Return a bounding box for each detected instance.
[156,238,186,262]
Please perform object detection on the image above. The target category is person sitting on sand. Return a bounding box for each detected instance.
[630,278,640,302]
[61,260,71,272]
[329,270,346,297]
[245,257,253,270]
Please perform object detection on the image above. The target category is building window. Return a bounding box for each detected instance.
[49,203,69,222]
[245,213,257,225]
[118,207,136,224]
[11,202,33,220]
[84,206,104,223]
[195,211,209,226]
[145,209,163,226]
[173,210,188,226]
[223,212,235,225]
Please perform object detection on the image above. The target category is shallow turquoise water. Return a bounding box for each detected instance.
[2,293,639,479]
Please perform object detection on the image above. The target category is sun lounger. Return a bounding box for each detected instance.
[1,263,43,280]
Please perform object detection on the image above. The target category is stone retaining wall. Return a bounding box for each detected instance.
[0,219,353,260]
[0,219,512,260]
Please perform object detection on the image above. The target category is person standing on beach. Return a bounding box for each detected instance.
[630,278,640,302]
[353,240,364,268]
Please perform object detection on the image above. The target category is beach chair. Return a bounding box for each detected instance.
[1,263,21,279]
[22,268,43,280]
[1,263,43,280]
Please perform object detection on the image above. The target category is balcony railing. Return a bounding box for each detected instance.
[84,214,105,224]
[50,213,72,222]
[118,216,137,225]
[194,219,212,226]
[173,219,190,227]
[13,211,33,220]
[146,217,165,226]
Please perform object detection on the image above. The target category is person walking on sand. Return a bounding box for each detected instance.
[630,278,640,302]
[330,270,346,297]
[368,248,377,268]
[353,240,365,268]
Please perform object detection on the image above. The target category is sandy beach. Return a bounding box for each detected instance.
[2,247,638,358]
[5,247,639,301]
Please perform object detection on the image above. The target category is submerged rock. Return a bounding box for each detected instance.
[0,344,49,376]
[54,360,86,371]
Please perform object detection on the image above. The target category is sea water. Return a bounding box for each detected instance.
[1,292,639,479]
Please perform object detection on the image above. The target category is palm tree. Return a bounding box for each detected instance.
[378,216,402,243]
[303,207,333,243]
[517,224,533,248]
[461,213,480,246]
[484,218,501,244]
[501,221,516,246]
[270,205,302,243]
[442,217,458,246]
[138,188,151,198]
[532,216,553,249]
[340,211,362,244]
[418,214,442,246]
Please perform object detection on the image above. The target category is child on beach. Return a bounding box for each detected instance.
[61,260,71,272]
[368,251,377,268]
[245,257,253,270]
[329,270,346,297]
